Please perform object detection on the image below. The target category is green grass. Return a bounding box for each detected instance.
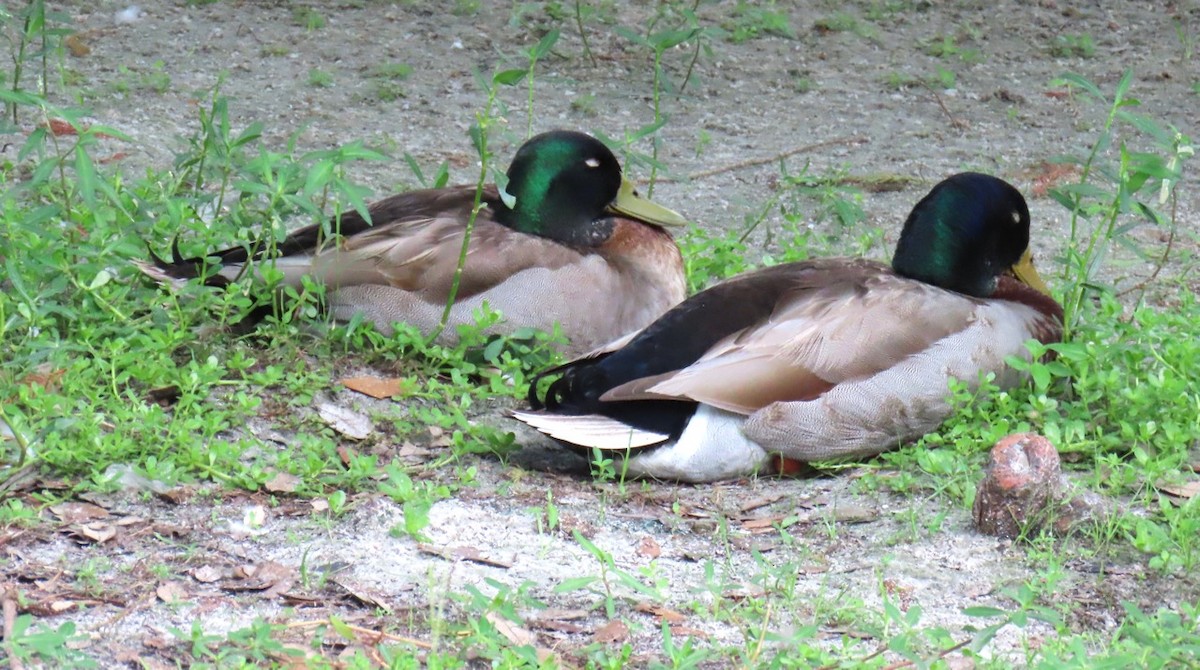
[1051,33,1097,58]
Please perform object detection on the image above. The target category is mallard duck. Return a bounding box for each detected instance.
[141,130,688,355]
[514,172,1064,482]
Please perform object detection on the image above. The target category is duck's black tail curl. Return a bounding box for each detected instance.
[137,237,235,289]
[135,238,286,332]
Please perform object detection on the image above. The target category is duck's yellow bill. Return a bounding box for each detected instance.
[608,177,689,227]
[1011,248,1052,296]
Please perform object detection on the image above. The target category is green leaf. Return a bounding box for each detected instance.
[402,153,427,186]
[962,606,1007,618]
[553,576,598,592]
[1051,72,1102,99]
[493,169,515,209]
[573,528,606,562]
[1054,182,1109,199]
[432,161,450,189]
[614,25,649,47]
[403,498,431,539]
[968,622,1006,653]
[302,159,335,197]
[88,269,112,290]
[1113,68,1135,103]
[74,144,99,208]
[493,69,527,86]
[652,27,700,51]
[530,29,560,59]
[468,124,484,155]
[232,121,264,148]
[329,615,355,639]
[338,140,388,162]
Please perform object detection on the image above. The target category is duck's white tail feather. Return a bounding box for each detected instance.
[514,405,773,483]
[511,411,669,450]
[132,259,189,289]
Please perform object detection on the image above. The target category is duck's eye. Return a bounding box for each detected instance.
[1011,210,1021,224]
[584,157,601,168]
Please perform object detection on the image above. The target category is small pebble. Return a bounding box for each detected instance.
[115,6,143,23]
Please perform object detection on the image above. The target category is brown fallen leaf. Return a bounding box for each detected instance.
[264,471,301,494]
[226,561,296,597]
[281,593,323,606]
[636,535,661,559]
[331,577,392,613]
[831,505,878,523]
[397,442,435,461]
[527,615,586,633]
[635,602,685,623]
[49,502,110,524]
[97,151,130,165]
[670,625,710,639]
[738,493,787,514]
[1027,162,1080,198]
[484,613,560,664]
[795,563,829,575]
[676,506,711,519]
[18,364,66,393]
[156,486,195,505]
[156,581,188,604]
[1158,480,1200,500]
[41,119,81,136]
[191,566,222,583]
[427,425,452,448]
[69,522,117,544]
[593,619,629,644]
[723,583,767,600]
[64,34,91,57]
[339,376,410,399]
[741,515,788,530]
[150,523,189,538]
[316,402,374,440]
[532,608,590,621]
[49,600,77,613]
[142,634,174,649]
[486,612,536,646]
[418,544,513,569]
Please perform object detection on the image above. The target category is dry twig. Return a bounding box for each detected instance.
[3,587,23,670]
[650,135,870,184]
[285,618,432,650]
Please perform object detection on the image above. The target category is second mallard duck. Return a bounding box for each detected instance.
[141,130,688,355]
[515,172,1064,482]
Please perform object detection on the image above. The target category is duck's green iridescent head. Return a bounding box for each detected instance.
[892,172,1050,297]
[497,130,687,245]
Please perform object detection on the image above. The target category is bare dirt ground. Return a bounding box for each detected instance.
[4,0,1199,667]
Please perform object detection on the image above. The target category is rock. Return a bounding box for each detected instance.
[972,433,1063,538]
[974,433,1115,539]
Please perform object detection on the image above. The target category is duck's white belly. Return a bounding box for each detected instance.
[623,405,772,483]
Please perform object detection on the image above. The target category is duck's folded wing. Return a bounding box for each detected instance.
[743,298,1046,460]
[600,269,989,415]
[309,190,586,300]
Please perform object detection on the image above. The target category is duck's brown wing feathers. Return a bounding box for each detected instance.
[245,185,577,301]
[599,258,995,414]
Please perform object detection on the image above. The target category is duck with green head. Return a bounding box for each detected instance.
[515,172,1064,482]
[141,130,688,355]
